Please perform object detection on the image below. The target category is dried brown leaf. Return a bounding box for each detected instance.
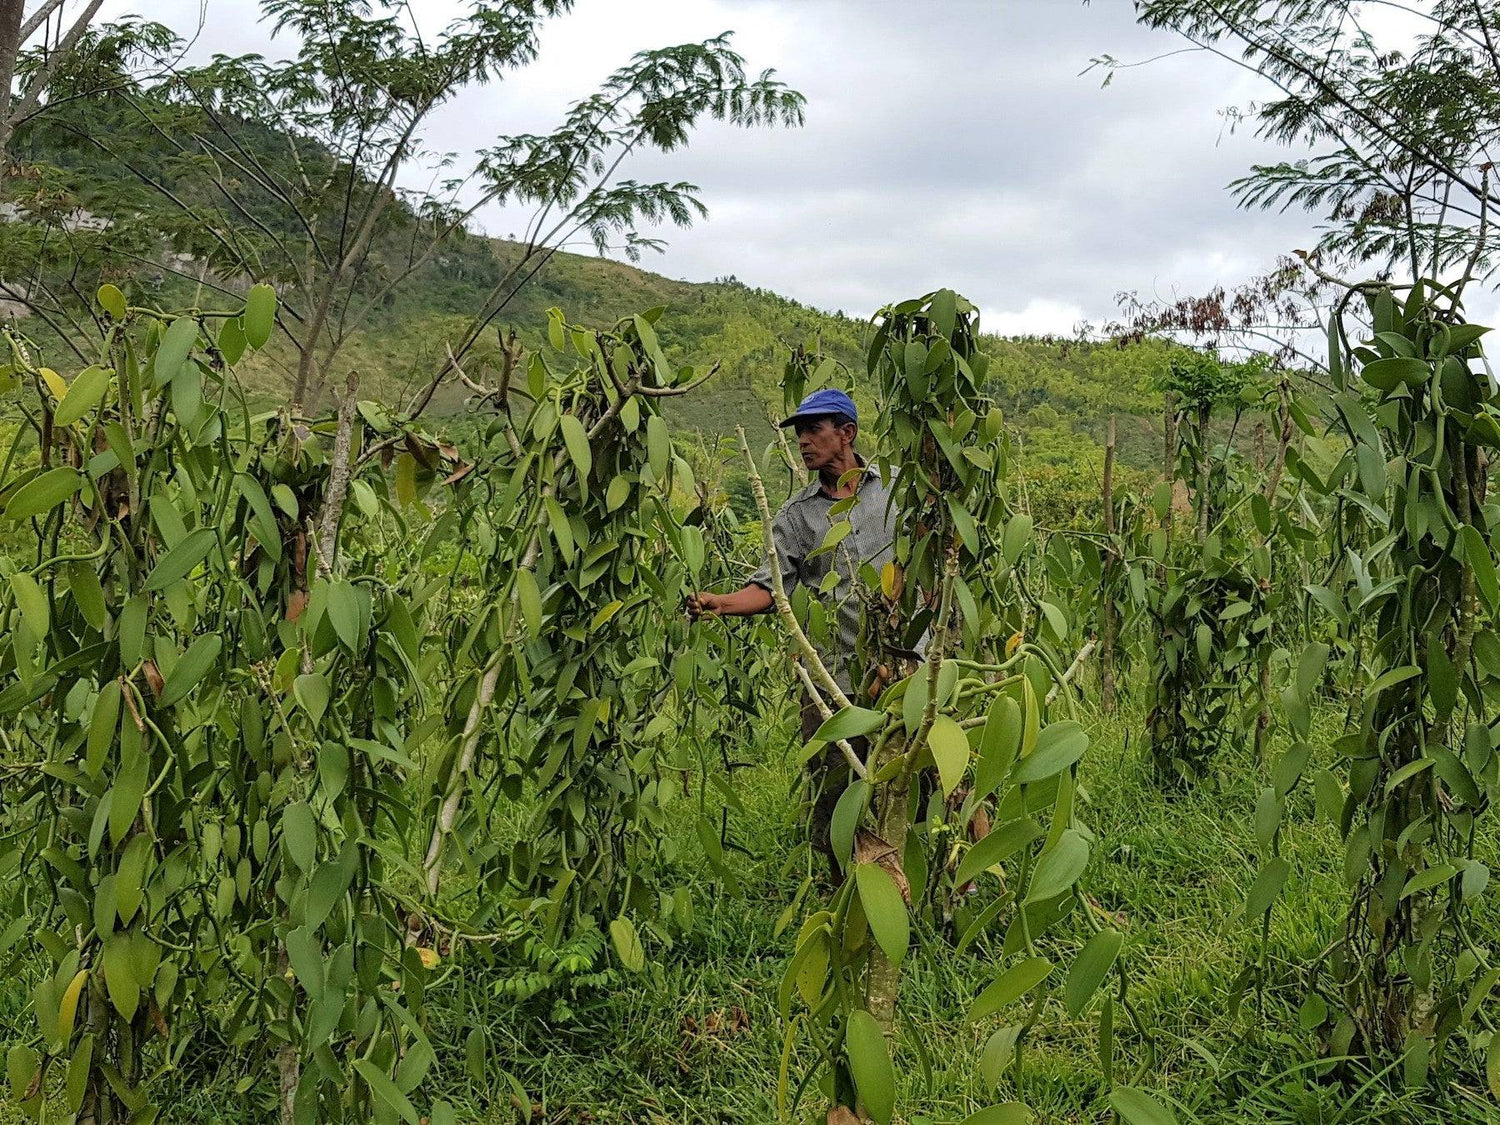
[855,829,910,904]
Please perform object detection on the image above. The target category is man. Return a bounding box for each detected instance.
[688,388,899,874]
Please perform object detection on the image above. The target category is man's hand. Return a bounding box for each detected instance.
[687,585,773,621]
[687,591,726,620]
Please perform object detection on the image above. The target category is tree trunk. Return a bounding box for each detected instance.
[1101,414,1117,714]
[0,0,24,186]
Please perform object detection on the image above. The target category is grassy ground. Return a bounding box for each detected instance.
[6,684,1500,1123]
[404,689,1499,1123]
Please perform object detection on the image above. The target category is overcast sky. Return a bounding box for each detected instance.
[92,0,1414,335]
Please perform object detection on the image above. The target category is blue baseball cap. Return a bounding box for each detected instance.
[780,387,858,428]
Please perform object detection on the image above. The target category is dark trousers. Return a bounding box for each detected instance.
[800,693,865,862]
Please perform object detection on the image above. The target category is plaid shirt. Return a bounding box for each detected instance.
[750,463,897,692]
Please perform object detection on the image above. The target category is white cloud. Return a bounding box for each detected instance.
[982,298,1087,338]
[93,0,1496,337]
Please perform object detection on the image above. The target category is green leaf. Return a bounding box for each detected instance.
[98,284,126,319]
[1245,857,1291,917]
[1025,829,1089,903]
[1384,757,1435,794]
[955,817,1044,887]
[5,467,83,521]
[930,289,958,337]
[69,561,107,631]
[284,801,316,872]
[543,496,574,563]
[117,596,147,667]
[243,284,277,350]
[515,569,543,638]
[1002,514,1033,565]
[829,780,868,870]
[1040,601,1068,643]
[294,672,330,726]
[948,496,979,554]
[1400,864,1460,900]
[218,316,247,365]
[960,1105,1033,1125]
[845,1010,895,1125]
[114,834,151,924]
[102,935,138,1019]
[967,957,1053,1022]
[155,316,198,385]
[9,572,47,639]
[159,634,222,708]
[144,527,216,591]
[1313,769,1345,825]
[87,680,120,776]
[352,1059,420,1125]
[1109,1087,1178,1125]
[1254,786,1283,848]
[1462,525,1499,614]
[609,916,645,972]
[326,581,360,652]
[560,414,592,494]
[974,695,1021,800]
[605,474,631,512]
[646,413,670,480]
[1361,356,1429,392]
[54,365,111,426]
[109,733,149,846]
[1011,721,1086,784]
[236,473,281,563]
[854,862,908,967]
[1366,665,1420,698]
[1064,929,1123,1017]
[813,706,885,743]
[929,714,970,797]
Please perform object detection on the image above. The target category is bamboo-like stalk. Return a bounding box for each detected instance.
[1100,414,1117,713]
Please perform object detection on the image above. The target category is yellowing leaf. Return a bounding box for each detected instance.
[40,368,67,402]
[57,970,88,1044]
[416,947,439,970]
[590,600,624,630]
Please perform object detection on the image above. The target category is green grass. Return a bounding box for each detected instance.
[6,681,1498,1123]
[394,687,1499,1122]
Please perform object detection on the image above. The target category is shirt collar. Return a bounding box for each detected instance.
[810,456,879,500]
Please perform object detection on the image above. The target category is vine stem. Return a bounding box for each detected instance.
[791,660,869,781]
[1046,637,1097,707]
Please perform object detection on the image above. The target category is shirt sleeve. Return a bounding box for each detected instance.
[749,504,803,595]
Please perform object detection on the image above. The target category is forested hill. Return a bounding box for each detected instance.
[216,235,1173,471]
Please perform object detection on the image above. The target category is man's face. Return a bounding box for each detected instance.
[794,416,853,473]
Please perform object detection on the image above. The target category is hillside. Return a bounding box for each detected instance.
[212,238,1175,473]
